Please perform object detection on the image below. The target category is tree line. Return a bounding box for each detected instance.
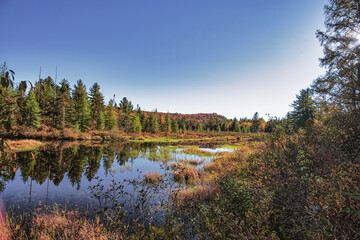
[0,68,272,135]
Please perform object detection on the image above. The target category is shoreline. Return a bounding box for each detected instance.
[1,131,257,152]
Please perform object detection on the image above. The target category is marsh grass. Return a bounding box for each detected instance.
[1,137,261,239]
[143,171,165,185]
[4,140,45,152]
[181,146,214,157]
[146,146,177,163]
[173,166,199,184]
[188,159,202,165]
[7,208,117,240]
[175,185,217,204]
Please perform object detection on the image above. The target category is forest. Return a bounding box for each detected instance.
[0,0,359,239]
[0,65,271,140]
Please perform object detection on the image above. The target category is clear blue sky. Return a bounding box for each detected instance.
[1,0,327,119]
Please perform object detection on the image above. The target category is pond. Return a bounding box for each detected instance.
[0,142,220,219]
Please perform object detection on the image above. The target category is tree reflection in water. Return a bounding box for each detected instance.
[0,142,178,212]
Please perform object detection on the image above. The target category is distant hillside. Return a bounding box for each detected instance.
[143,112,227,123]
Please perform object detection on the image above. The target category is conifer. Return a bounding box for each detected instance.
[22,90,41,129]
[73,80,91,132]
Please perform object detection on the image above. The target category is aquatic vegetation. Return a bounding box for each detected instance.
[173,166,198,184]
[143,171,165,185]
[0,139,265,239]
[7,207,118,239]
[175,185,217,204]
[181,146,214,157]
[146,146,177,163]
[188,159,202,165]
[4,140,45,152]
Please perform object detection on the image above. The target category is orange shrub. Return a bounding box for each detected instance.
[143,171,165,185]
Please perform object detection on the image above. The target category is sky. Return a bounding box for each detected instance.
[0,0,327,119]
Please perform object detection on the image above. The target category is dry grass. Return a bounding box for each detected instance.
[170,162,180,170]
[4,139,45,152]
[61,128,79,140]
[175,185,217,204]
[0,204,11,240]
[7,209,117,240]
[173,166,198,183]
[188,159,202,165]
[143,171,165,185]
[181,146,214,157]
[170,160,188,170]
[29,210,115,240]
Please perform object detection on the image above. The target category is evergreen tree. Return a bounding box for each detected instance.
[159,115,165,131]
[55,79,73,129]
[89,82,104,121]
[241,125,247,133]
[105,99,117,130]
[35,77,55,124]
[171,119,179,133]
[181,122,186,133]
[290,88,316,129]
[216,125,221,132]
[0,79,19,130]
[22,90,41,129]
[72,80,91,132]
[164,112,172,133]
[313,0,360,110]
[119,97,133,114]
[140,112,149,132]
[251,112,261,133]
[231,118,240,132]
[118,97,133,131]
[97,110,105,130]
[149,111,159,133]
[233,121,241,132]
[131,114,142,133]
[196,122,203,132]
[0,63,15,132]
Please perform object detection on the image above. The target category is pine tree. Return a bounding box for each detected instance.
[149,111,159,133]
[89,83,104,121]
[119,97,133,114]
[164,112,171,133]
[233,121,241,132]
[171,119,179,133]
[55,79,73,129]
[118,97,133,131]
[0,84,19,130]
[73,80,91,132]
[181,122,186,133]
[140,112,149,132]
[290,88,316,129]
[231,118,240,132]
[131,114,142,133]
[22,90,42,129]
[97,110,105,130]
[216,125,221,132]
[313,0,360,110]
[35,77,55,124]
[196,122,203,132]
[105,99,117,130]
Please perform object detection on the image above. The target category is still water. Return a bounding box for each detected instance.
[0,142,216,214]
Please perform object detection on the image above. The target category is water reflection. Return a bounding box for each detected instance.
[0,142,209,212]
